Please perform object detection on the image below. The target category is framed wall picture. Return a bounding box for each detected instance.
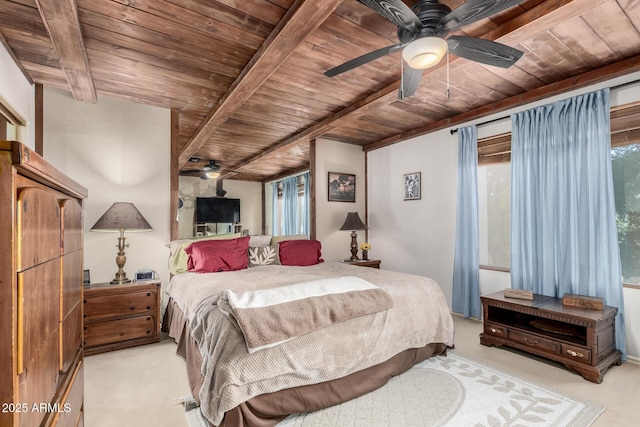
[328,172,356,202]
[403,172,421,200]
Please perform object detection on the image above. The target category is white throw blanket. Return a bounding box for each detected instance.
[218,276,393,352]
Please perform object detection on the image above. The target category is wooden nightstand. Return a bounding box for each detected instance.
[342,259,381,269]
[83,280,161,355]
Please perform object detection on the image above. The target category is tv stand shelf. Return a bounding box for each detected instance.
[480,291,621,383]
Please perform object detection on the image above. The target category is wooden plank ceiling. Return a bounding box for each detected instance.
[1,0,639,181]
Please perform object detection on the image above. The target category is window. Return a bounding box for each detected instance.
[477,133,511,270]
[476,102,640,282]
[271,173,310,236]
[611,101,640,285]
[612,144,640,284]
[478,162,511,269]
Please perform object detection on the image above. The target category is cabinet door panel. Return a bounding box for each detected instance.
[17,187,60,271]
[18,332,59,427]
[61,251,82,320]
[60,302,82,374]
[61,199,82,254]
[18,259,60,372]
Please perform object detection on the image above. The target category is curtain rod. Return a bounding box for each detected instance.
[449,78,640,135]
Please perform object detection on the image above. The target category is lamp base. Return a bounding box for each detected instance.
[111,231,131,285]
[349,230,359,262]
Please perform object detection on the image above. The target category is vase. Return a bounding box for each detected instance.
[362,250,368,261]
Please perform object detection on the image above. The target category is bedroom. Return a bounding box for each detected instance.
[1,0,640,426]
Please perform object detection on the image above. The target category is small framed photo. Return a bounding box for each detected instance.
[328,172,356,202]
[403,172,421,201]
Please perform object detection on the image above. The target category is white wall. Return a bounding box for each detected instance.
[315,138,366,262]
[43,87,171,289]
[0,42,34,147]
[368,130,458,304]
[177,176,262,238]
[368,72,640,359]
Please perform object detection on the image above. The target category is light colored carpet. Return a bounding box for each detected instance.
[85,317,638,426]
[184,351,603,427]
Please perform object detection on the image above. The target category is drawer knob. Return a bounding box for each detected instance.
[147,292,151,297]
[490,327,502,334]
[566,349,584,358]
[524,337,537,346]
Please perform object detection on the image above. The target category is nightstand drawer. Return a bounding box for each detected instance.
[84,315,157,347]
[84,290,156,320]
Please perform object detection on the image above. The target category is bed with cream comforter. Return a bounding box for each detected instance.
[165,261,454,426]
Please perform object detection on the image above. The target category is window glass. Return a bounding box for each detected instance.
[612,143,640,285]
[478,162,511,268]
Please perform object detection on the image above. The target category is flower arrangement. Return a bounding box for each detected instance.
[359,242,371,251]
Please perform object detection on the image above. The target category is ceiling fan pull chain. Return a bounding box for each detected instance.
[400,56,405,100]
[446,51,450,99]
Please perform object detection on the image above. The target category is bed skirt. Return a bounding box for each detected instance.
[162,298,449,427]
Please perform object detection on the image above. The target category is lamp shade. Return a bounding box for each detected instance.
[90,202,153,232]
[402,36,448,69]
[339,212,367,231]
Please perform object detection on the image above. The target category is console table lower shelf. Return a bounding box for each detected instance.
[479,291,621,383]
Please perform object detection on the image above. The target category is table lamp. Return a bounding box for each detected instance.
[339,212,367,261]
[90,202,153,284]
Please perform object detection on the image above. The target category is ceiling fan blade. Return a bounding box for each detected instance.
[325,43,404,77]
[357,0,422,34]
[398,65,423,100]
[442,0,525,32]
[447,35,523,68]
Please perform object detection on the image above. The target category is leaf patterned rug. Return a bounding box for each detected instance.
[185,352,604,427]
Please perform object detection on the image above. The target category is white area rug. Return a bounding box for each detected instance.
[184,352,604,427]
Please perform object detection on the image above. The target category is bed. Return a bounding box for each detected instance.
[162,237,454,427]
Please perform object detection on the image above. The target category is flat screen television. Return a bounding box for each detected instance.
[195,197,240,224]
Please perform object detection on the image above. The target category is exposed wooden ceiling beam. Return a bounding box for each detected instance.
[178,0,346,167]
[225,0,590,177]
[35,0,96,103]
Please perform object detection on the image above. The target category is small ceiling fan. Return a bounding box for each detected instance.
[325,0,526,99]
[179,158,222,180]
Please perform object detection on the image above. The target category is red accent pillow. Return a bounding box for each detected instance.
[185,236,250,273]
[278,239,324,266]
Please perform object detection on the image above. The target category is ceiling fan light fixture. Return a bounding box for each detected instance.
[203,171,220,179]
[402,37,448,69]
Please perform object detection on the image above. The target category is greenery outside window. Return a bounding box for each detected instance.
[611,103,640,285]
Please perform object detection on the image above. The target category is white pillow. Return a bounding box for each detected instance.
[248,235,272,247]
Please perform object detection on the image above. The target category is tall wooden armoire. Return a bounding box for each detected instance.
[0,141,87,426]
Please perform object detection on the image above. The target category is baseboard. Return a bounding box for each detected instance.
[626,355,640,365]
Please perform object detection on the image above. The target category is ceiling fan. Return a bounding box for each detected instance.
[179,158,222,180]
[325,0,526,99]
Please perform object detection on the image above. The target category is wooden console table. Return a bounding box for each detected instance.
[480,291,621,383]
